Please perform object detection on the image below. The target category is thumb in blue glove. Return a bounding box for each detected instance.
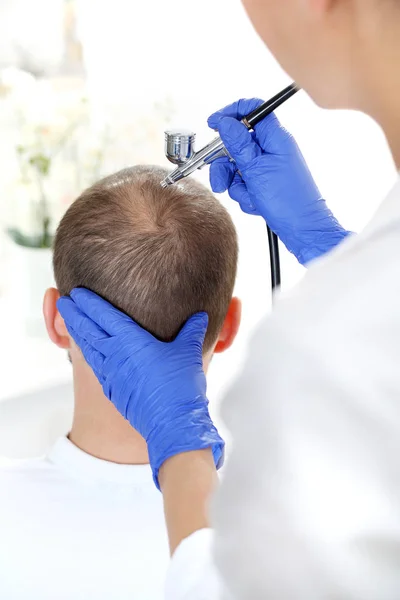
[57,287,224,488]
[208,99,350,265]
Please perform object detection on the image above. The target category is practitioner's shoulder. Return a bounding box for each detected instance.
[268,225,400,349]
[232,225,400,409]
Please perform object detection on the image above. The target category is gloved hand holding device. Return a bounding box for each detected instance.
[57,288,224,488]
[208,98,350,265]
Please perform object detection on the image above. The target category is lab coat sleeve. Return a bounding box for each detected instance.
[212,229,400,600]
[165,528,229,600]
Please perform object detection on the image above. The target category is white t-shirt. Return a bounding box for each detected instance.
[0,437,170,600]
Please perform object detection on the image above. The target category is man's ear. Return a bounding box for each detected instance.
[43,288,71,350]
[214,297,242,354]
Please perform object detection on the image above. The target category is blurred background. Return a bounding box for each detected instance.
[0,0,397,458]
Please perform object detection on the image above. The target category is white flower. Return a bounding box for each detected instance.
[0,67,36,99]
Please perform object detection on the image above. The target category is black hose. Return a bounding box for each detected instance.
[267,226,281,290]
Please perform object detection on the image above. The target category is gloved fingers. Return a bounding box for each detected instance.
[57,296,110,343]
[209,158,236,193]
[69,288,133,336]
[68,325,105,383]
[218,117,262,172]
[177,312,209,349]
[100,351,133,410]
[208,98,264,130]
[208,98,295,157]
[254,112,294,155]
[71,288,159,350]
[57,300,104,373]
[229,173,259,215]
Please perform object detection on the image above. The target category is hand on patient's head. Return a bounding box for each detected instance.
[58,288,225,486]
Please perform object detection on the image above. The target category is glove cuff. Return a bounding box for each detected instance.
[296,228,352,266]
[147,408,225,490]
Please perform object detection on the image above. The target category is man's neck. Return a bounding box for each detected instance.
[69,358,149,465]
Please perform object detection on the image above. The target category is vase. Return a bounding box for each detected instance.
[6,243,54,338]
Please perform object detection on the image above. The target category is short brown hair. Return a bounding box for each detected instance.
[53,165,238,352]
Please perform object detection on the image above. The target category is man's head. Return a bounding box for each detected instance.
[44,165,240,370]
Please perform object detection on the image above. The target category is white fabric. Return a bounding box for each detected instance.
[167,177,400,599]
[165,529,223,600]
[0,437,169,600]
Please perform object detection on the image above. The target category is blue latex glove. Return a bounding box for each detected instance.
[208,98,350,265]
[57,288,224,488]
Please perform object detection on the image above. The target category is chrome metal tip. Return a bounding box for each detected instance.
[160,178,171,189]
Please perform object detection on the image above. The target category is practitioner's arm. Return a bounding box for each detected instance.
[159,449,217,555]
[161,450,226,600]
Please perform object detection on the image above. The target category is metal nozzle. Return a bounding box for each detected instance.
[160,167,186,188]
[160,176,174,188]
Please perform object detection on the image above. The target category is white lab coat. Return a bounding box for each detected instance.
[166,175,400,600]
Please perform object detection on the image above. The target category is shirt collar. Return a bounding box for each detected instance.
[47,436,155,487]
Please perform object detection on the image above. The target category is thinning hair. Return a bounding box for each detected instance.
[53,166,238,353]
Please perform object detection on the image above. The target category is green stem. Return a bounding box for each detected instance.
[52,118,82,159]
[34,169,51,247]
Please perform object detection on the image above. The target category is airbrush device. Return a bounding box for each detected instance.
[161,83,299,189]
[161,84,300,291]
